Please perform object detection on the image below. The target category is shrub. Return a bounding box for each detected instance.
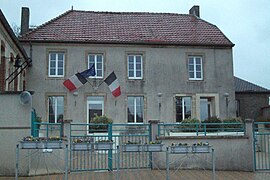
[176,118,200,132]
[223,117,243,129]
[90,115,113,131]
[203,116,221,132]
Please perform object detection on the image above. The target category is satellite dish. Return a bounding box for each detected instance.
[19,91,32,105]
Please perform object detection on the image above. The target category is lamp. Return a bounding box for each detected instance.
[14,55,22,67]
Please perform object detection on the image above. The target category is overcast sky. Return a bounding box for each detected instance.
[1,0,270,89]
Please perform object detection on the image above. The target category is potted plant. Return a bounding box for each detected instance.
[94,139,113,150]
[20,136,67,149]
[72,136,94,151]
[122,141,143,152]
[90,115,113,133]
[170,143,190,154]
[192,142,211,153]
[143,141,163,152]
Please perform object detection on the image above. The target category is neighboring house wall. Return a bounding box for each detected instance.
[23,43,235,123]
[235,93,269,120]
[0,93,31,175]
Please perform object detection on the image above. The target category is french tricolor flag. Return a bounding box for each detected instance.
[63,65,95,91]
[104,72,121,97]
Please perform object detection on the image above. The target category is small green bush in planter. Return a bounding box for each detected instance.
[223,117,243,129]
[90,115,113,132]
[203,116,222,132]
[176,118,200,132]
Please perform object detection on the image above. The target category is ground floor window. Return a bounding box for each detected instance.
[127,96,144,123]
[48,96,64,123]
[87,96,104,123]
[200,97,215,121]
[175,96,192,122]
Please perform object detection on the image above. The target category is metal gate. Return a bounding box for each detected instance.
[254,122,270,171]
[70,123,151,172]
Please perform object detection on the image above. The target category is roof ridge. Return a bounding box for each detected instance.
[21,9,73,38]
[71,9,190,16]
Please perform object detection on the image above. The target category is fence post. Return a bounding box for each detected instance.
[148,120,160,141]
[245,119,255,171]
[62,119,72,144]
[108,124,113,171]
[148,120,160,169]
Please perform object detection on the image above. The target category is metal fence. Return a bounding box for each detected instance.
[70,123,151,172]
[158,122,245,137]
[254,122,270,171]
[32,122,63,138]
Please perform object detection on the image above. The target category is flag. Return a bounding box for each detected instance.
[104,72,121,97]
[63,65,95,91]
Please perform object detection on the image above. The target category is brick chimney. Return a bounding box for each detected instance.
[20,7,29,35]
[189,5,200,17]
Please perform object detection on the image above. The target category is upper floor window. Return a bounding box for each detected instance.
[188,56,203,80]
[48,96,64,123]
[127,96,144,123]
[128,55,143,79]
[48,52,65,77]
[88,54,103,78]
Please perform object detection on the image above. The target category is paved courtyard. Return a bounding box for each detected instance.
[2,170,270,180]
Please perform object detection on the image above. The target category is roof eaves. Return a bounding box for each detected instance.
[19,39,234,48]
[0,9,29,63]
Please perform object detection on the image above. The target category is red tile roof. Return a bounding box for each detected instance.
[20,10,234,47]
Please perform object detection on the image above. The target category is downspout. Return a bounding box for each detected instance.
[29,41,32,66]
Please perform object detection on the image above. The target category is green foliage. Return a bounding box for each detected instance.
[90,115,113,131]
[203,116,221,132]
[176,118,200,132]
[223,117,243,129]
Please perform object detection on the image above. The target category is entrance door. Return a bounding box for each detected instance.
[87,96,104,133]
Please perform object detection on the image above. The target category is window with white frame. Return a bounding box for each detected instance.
[127,96,144,123]
[188,56,203,80]
[88,54,103,78]
[48,52,65,77]
[87,96,104,123]
[175,96,192,122]
[127,55,143,79]
[48,96,64,123]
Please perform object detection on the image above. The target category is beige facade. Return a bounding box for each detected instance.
[22,42,235,123]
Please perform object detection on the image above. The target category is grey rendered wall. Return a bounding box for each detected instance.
[155,120,254,171]
[0,93,31,175]
[24,43,235,123]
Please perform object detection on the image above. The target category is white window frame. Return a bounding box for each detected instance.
[48,52,65,77]
[87,97,104,121]
[48,96,64,123]
[188,56,203,80]
[88,54,104,79]
[175,96,192,122]
[127,55,143,80]
[127,96,144,123]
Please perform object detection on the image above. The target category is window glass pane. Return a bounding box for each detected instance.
[200,98,208,121]
[196,72,201,78]
[188,65,193,71]
[97,63,102,69]
[58,69,63,75]
[189,72,194,78]
[97,55,102,62]
[50,69,56,75]
[58,53,64,60]
[58,61,63,67]
[97,69,102,76]
[136,64,141,70]
[129,64,134,70]
[136,71,141,77]
[89,55,95,63]
[128,56,134,63]
[196,58,201,64]
[136,56,141,63]
[128,97,135,122]
[188,58,194,65]
[48,96,64,123]
[50,61,56,68]
[196,65,201,71]
[129,70,134,77]
[50,53,56,60]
